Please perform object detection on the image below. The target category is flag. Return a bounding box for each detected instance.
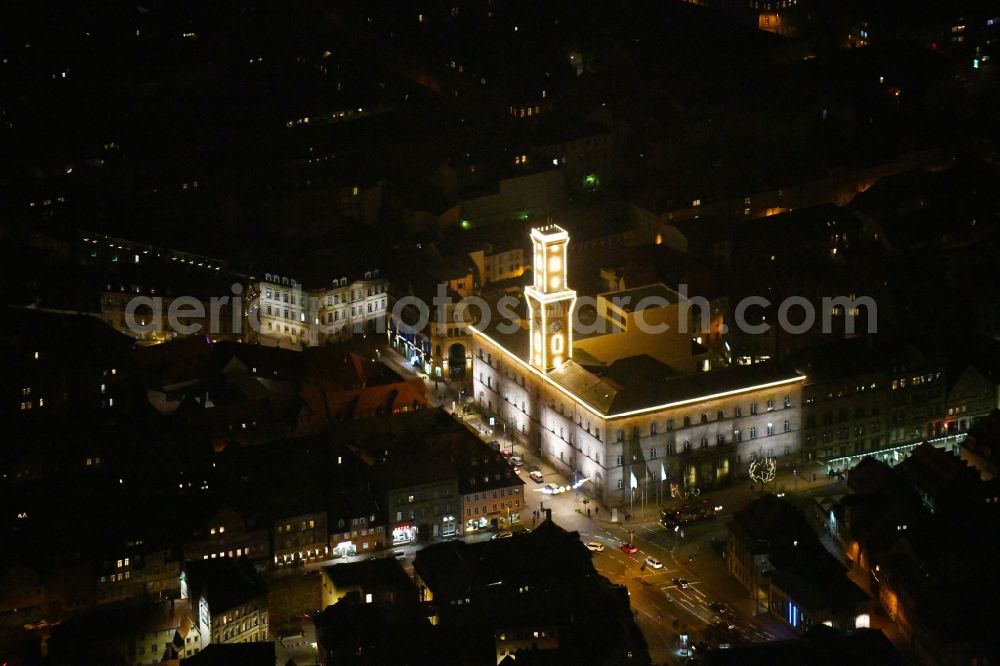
[660,462,667,482]
[630,470,638,490]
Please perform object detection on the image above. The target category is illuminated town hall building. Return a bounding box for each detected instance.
[470,224,805,505]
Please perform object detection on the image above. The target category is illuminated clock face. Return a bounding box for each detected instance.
[549,320,563,334]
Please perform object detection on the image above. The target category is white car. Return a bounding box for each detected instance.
[509,455,523,466]
[644,557,664,570]
[584,541,605,552]
[542,483,561,494]
[491,531,513,540]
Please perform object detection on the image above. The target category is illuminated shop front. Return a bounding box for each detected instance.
[440,515,457,538]
[333,541,356,558]
[465,511,521,533]
[392,524,417,545]
[466,516,489,533]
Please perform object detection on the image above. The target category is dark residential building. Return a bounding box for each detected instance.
[961,409,1000,480]
[702,625,904,666]
[413,515,651,664]
[315,595,451,666]
[320,557,418,609]
[793,336,949,469]
[893,442,981,514]
[183,506,271,565]
[830,454,1000,665]
[180,642,276,665]
[46,597,205,664]
[347,409,525,543]
[728,494,870,632]
[2,307,134,420]
[366,445,459,545]
[386,253,475,381]
[181,558,270,646]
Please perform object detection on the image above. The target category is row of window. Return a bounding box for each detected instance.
[613,421,792,464]
[265,282,384,305]
[466,487,520,501]
[465,498,520,516]
[322,284,386,306]
[265,290,304,305]
[277,520,316,534]
[202,546,252,560]
[807,434,883,450]
[806,424,881,443]
[616,401,792,441]
[806,409,882,427]
[804,382,879,404]
[321,300,386,323]
[265,322,302,335]
[892,373,941,390]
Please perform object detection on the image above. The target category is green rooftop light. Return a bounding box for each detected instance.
[461,220,471,229]
[584,173,599,189]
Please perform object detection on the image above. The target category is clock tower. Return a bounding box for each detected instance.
[526,224,577,373]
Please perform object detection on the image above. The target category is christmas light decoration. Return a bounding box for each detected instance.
[749,457,776,483]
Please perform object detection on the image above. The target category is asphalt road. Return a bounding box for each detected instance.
[370,354,841,663]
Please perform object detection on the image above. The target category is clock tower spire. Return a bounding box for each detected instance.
[526,224,577,372]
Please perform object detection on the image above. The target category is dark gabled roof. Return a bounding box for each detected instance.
[315,595,441,664]
[894,442,980,505]
[183,558,267,613]
[0,306,133,366]
[322,557,416,597]
[730,495,867,613]
[347,409,522,494]
[413,517,592,597]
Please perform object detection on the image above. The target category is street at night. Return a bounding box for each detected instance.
[4,0,1000,664]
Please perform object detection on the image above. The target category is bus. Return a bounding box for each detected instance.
[659,500,723,528]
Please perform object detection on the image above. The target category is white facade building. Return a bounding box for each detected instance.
[247,270,390,347]
[470,225,805,505]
